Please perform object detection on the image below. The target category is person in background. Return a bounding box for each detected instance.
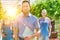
[39,9,52,40]
[0,20,2,40]
[13,1,39,40]
[2,18,13,40]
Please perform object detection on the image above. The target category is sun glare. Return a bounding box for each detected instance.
[6,7,17,17]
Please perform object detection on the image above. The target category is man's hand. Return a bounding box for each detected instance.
[24,36,31,40]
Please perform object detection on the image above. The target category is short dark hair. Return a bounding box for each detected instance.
[22,1,30,6]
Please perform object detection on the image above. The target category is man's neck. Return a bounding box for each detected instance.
[23,12,29,17]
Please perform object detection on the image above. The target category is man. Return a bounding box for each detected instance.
[13,1,39,40]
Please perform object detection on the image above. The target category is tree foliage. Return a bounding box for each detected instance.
[31,0,60,20]
[0,2,5,20]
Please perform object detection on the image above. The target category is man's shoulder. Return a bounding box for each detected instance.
[30,14,38,20]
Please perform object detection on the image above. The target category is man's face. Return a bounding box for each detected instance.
[22,2,30,13]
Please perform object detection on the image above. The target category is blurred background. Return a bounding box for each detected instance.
[0,0,60,40]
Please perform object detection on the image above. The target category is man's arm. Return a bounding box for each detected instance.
[30,28,40,38]
[34,19,40,40]
[25,28,40,40]
[25,18,40,40]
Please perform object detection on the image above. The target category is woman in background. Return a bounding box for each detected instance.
[2,18,13,40]
[39,9,52,40]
